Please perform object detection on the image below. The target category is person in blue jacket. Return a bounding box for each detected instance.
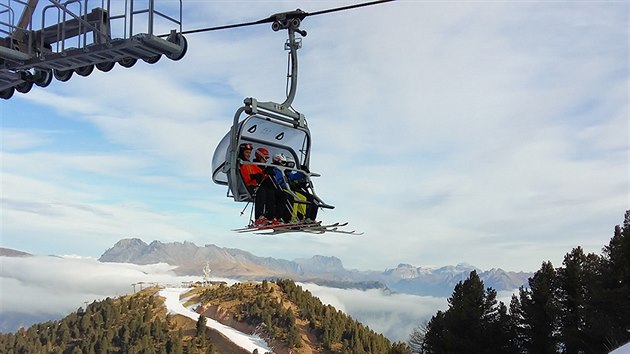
[269,153,293,222]
[282,156,318,221]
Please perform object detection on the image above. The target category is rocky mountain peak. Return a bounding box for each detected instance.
[434,263,480,275]
[99,238,149,263]
[114,238,147,248]
[383,263,430,279]
[397,263,414,268]
[294,255,345,275]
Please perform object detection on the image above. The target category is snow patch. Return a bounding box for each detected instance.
[159,288,272,353]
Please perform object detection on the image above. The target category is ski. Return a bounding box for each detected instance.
[255,222,363,235]
[233,220,362,235]
[302,223,363,235]
[233,220,322,233]
[256,222,340,235]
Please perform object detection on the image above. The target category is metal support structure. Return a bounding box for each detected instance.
[16,0,38,29]
[241,12,307,127]
[0,0,187,99]
[270,9,307,113]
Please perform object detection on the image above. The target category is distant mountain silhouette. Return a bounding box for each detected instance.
[100,238,532,296]
[358,263,533,296]
[0,248,32,257]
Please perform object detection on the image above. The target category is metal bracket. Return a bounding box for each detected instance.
[285,37,301,51]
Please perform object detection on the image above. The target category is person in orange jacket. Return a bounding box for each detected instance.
[238,144,278,225]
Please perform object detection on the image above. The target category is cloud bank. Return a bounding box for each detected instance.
[300,282,448,342]
[0,255,448,342]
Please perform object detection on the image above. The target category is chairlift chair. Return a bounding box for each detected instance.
[211,11,333,214]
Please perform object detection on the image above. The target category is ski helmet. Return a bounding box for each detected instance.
[255,148,269,161]
[240,143,253,151]
[272,153,287,165]
[283,154,296,168]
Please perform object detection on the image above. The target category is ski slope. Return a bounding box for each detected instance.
[159,288,272,353]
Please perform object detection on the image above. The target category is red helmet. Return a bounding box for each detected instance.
[255,148,269,161]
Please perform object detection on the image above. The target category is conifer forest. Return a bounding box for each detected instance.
[410,210,630,354]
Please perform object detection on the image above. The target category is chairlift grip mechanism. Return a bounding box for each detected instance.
[244,97,306,128]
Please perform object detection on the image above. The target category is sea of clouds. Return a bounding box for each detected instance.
[0,255,457,341]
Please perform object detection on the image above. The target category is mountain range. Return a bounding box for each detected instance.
[99,238,532,296]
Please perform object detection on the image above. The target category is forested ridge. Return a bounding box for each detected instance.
[0,279,411,353]
[194,279,410,353]
[0,289,192,354]
[410,210,630,354]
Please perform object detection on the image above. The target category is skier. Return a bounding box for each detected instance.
[284,156,318,221]
[270,153,294,223]
[238,145,279,225]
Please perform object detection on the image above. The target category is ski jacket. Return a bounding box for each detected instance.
[286,170,308,190]
[240,163,264,188]
[271,167,288,189]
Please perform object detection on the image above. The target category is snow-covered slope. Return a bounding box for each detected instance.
[159,288,271,353]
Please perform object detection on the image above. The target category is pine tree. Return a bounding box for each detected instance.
[423,311,447,353]
[56,321,71,345]
[557,246,591,353]
[422,271,514,353]
[79,311,91,334]
[167,328,184,354]
[514,261,560,353]
[186,339,194,354]
[196,314,208,338]
[599,213,630,349]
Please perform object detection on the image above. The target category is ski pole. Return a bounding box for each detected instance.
[240,201,250,216]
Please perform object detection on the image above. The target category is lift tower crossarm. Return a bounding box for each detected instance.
[16,0,39,29]
[6,0,40,53]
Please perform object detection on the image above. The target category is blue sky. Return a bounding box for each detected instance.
[1,0,628,272]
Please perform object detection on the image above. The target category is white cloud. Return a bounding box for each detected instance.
[0,256,197,317]
[300,282,448,343]
[0,129,53,150]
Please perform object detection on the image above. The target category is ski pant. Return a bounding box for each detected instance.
[274,189,293,223]
[254,185,276,219]
[254,184,292,222]
[291,190,318,221]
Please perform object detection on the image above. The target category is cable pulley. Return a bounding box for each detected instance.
[269,9,307,36]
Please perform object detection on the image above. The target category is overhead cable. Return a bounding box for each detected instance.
[172,0,397,36]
